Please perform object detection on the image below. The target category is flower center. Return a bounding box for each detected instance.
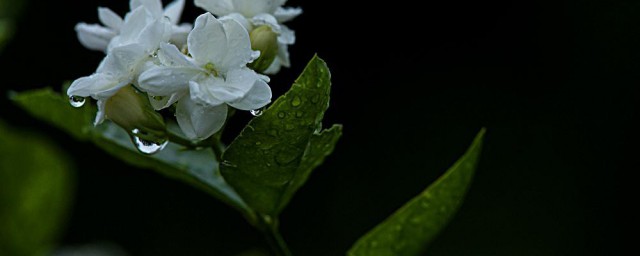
[204,62,220,77]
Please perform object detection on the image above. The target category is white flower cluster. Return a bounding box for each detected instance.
[68,0,301,141]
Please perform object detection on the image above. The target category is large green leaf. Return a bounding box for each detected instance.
[221,55,338,217]
[348,129,485,256]
[10,88,253,219]
[0,120,74,256]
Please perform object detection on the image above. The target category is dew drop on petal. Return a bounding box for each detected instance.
[130,129,168,155]
[250,109,264,117]
[69,95,86,108]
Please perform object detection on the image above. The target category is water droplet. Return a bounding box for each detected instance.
[250,109,263,116]
[277,111,286,119]
[275,149,300,165]
[290,96,302,107]
[285,124,295,131]
[267,129,279,137]
[222,160,238,168]
[130,129,168,155]
[310,95,320,104]
[69,95,86,108]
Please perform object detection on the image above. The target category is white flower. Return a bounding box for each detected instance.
[76,0,190,52]
[138,13,272,140]
[68,7,172,125]
[194,0,302,74]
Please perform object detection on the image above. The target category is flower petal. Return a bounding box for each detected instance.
[231,0,279,17]
[278,25,295,45]
[194,0,234,16]
[189,79,225,106]
[225,67,266,93]
[176,97,228,140]
[98,7,123,31]
[164,0,185,24]
[227,79,272,111]
[157,42,195,67]
[138,66,201,95]
[67,73,124,100]
[130,0,163,18]
[137,19,172,52]
[188,13,227,66]
[98,44,148,77]
[148,91,186,110]
[274,7,302,23]
[251,13,282,33]
[111,6,150,48]
[219,17,256,70]
[95,99,107,125]
[75,23,115,52]
[220,13,252,30]
[170,23,192,48]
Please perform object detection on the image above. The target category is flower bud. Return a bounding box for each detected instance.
[105,86,167,142]
[248,25,279,73]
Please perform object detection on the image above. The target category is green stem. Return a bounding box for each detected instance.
[166,131,225,160]
[257,216,292,256]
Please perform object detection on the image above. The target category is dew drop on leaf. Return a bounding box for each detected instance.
[69,95,86,108]
[130,129,168,155]
[291,96,302,107]
[250,109,264,116]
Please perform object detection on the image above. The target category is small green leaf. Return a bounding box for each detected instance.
[0,120,74,256]
[221,55,337,216]
[277,124,342,211]
[11,88,253,219]
[347,129,485,256]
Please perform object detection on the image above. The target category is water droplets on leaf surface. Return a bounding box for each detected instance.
[69,95,86,108]
[291,96,302,107]
[250,109,264,116]
[130,128,168,155]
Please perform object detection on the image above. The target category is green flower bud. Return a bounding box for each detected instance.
[105,86,167,143]
[248,25,279,73]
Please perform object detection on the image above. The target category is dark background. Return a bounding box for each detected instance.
[0,0,635,255]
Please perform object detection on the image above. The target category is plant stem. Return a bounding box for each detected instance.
[166,131,206,148]
[257,216,292,256]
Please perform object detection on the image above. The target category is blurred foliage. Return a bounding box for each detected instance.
[0,120,75,256]
[10,88,251,216]
[0,0,26,50]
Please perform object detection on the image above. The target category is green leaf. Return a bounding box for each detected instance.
[221,55,338,216]
[11,88,94,140]
[0,120,74,256]
[277,124,342,211]
[10,88,253,220]
[347,129,486,256]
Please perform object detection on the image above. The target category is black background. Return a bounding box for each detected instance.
[0,0,635,255]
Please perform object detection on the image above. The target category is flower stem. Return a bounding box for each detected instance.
[166,131,208,148]
[257,216,292,256]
